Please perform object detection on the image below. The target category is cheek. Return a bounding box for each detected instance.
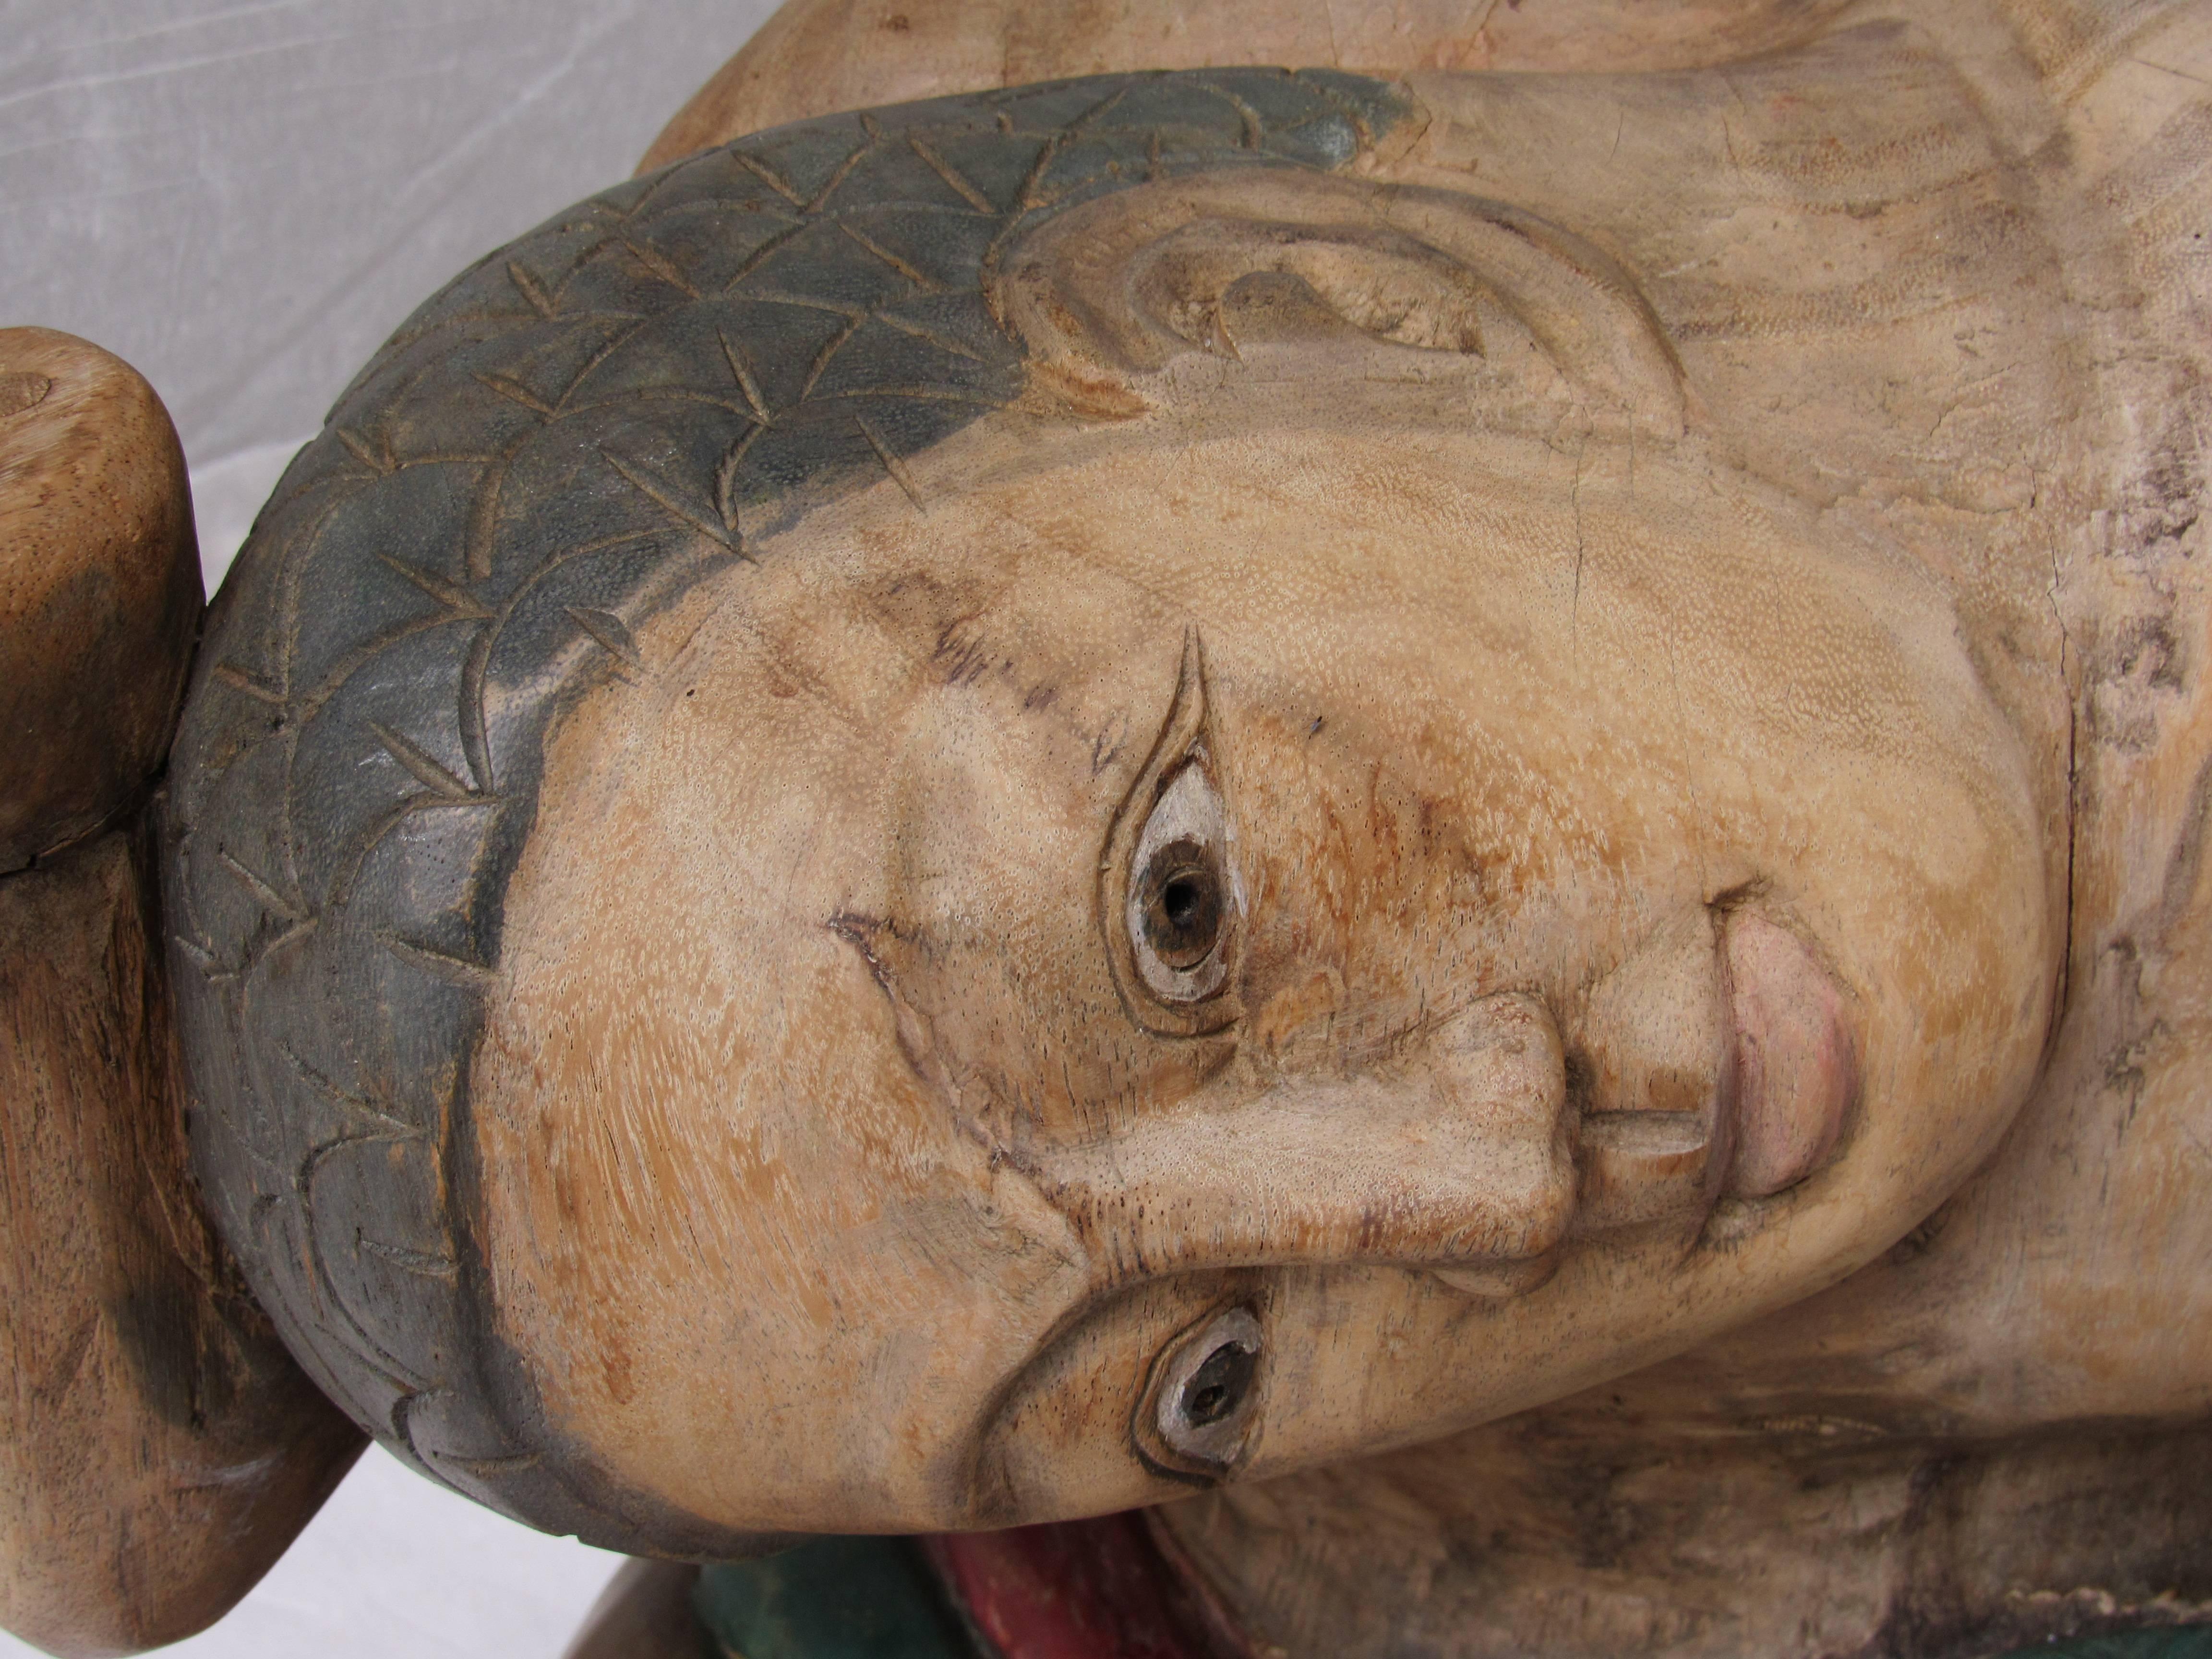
[1825,810,2054,1194]
[477,921,1099,1531]
[1225,728,1668,1041]
[474,915,886,1412]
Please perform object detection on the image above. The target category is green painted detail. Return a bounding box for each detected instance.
[694,1538,978,1659]
[1995,1628,2212,1659]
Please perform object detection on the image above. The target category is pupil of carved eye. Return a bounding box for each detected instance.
[1163,878,1202,926]
[1140,838,1222,971]
[1178,1339,1257,1430]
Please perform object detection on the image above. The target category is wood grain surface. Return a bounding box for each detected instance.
[0,333,363,1656]
[0,829,364,1656]
[638,0,1854,170]
[562,1559,705,1659]
[0,330,199,874]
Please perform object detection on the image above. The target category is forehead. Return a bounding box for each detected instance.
[653,412,1572,721]
[602,400,1961,798]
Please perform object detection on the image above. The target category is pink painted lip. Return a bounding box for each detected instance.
[1720,912,1859,1200]
[925,1511,1254,1659]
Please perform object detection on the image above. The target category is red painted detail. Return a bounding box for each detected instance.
[923,1513,1247,1659]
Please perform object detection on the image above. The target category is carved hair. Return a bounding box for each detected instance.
[160,65,1671,1550]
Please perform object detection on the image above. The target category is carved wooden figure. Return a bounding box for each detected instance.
[3,1,2210,1655]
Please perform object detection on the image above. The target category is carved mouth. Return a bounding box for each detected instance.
[925,1510,1255,1659]
[1575,909,1858,1234]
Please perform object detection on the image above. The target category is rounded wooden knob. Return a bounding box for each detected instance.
[0,327,200,871]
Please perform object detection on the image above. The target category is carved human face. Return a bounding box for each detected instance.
[472,389,2055,1537]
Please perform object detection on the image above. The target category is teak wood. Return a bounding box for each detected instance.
[3,0,2211,1655]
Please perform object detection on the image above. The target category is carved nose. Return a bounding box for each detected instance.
[1030,993,1576,1284]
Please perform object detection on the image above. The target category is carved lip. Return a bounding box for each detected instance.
[1720,911,1858,1200]
[1575,910,1858,1232]
[924,1509,1255,1659]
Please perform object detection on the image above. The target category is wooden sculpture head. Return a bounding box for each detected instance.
[164,67,2058,1554]
[477,371,2054,1536]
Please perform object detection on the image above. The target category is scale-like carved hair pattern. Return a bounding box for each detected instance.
[161,68,1411,1551]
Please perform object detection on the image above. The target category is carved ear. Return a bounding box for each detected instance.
[992,170,1685,436]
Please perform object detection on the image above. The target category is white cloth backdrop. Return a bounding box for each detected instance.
[0,2,781,1653]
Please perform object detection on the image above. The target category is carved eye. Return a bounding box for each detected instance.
[1126,763,1233,1003]
[1101,633,1242,1035]
[1137,1305,1266,1479]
